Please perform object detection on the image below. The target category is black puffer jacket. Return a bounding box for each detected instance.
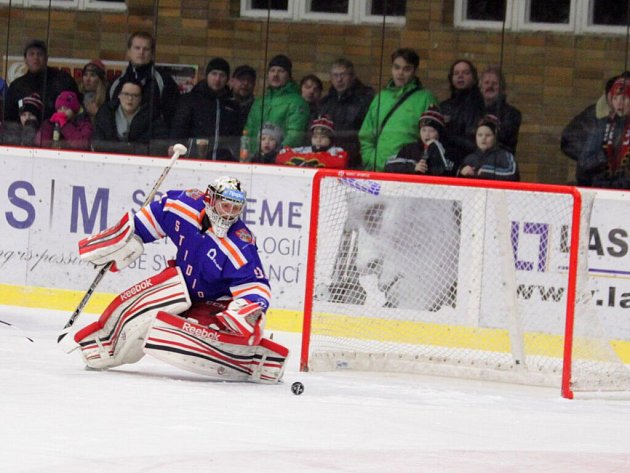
[169,81,241,161]
[91,99,169,156]
[483,95,522,154]
[318,79,374,168]
[5,67,79,122]
[109,62,180,128]
[439,87,485,167]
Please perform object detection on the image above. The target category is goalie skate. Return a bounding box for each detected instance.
[143,311,288,384]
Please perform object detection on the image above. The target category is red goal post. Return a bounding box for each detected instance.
[300,170,630,399]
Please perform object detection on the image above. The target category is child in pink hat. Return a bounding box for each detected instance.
[36,90,93,150]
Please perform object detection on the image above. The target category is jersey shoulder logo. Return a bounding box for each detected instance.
[185,189,205,200]
[235,228,253,244]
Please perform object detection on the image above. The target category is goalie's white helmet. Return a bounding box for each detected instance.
[204,176,247,238]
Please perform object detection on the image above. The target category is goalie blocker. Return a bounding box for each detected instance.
[74,266,288,383]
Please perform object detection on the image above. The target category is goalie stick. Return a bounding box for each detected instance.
[56,143,188,350]
[0,319,34,343]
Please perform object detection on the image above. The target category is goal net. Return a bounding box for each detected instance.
[300,170,630,399]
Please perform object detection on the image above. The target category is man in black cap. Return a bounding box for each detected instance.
[243,54,309,155]
[230,64,256,130]
[5,39,79,123]
[169,57,240,161]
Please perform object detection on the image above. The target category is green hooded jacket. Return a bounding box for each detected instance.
[244,81,310,154]
[359,78,438,171]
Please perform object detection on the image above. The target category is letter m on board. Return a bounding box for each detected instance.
[70,186,109,233]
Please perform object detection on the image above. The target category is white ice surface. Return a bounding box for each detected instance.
[1,305,629,473]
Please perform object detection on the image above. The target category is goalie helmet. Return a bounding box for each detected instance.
[204,176,247,238]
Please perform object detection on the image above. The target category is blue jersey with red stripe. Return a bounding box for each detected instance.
[133,189,271,311]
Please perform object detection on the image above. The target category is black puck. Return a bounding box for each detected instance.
[291,381,304,395]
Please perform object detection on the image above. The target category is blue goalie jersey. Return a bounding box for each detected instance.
[133,189,271,311]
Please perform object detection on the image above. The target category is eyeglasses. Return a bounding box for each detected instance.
[120,92,141,99]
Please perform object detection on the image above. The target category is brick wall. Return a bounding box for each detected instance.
[0,0,628,183]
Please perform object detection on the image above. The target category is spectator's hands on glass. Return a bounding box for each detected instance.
[415,159,428,174]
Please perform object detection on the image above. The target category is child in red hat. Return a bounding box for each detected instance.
[276,115,348,168]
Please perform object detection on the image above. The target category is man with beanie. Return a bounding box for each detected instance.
[108,31,180,128]
[5,39,78,123]
[243,54,309,155]
[169,57,240,161]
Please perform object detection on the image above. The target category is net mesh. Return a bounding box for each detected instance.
[304,175,630,394]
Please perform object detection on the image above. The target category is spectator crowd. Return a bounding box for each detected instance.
[2,33,630,189]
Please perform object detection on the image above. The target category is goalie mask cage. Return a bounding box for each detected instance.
[300,170,630,399]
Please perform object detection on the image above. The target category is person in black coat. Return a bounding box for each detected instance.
[92,79,168,156]
[5,39,79,122]
[439,59,485,169]
[318,58,374,169]
[108,32,180,128]
[479,65,522,154]
[169,58,241,161]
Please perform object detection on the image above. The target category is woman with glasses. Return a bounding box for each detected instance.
[91,78,168,156]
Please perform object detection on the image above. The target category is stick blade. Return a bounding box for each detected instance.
[57,329,80,353]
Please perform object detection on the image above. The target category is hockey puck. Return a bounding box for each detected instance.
[291,381,304,395]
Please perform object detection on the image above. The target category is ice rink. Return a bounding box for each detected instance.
[1,305,629,473]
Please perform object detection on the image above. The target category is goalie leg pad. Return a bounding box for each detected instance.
[74,266,191,369]
[143,311,288,383]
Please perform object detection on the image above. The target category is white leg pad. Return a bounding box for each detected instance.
[143,311,289,384]
[75,267,191,370]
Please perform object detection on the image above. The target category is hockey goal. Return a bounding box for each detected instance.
[300,170,630,399]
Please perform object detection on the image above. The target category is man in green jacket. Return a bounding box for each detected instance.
[244,54,309,156]
[359,48,438,171]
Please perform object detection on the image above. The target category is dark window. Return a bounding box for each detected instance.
[593,0,629,26]
[371,0,406,17]
[252,0,288,10]
[466,0,506,21]
[311,0,349,14]
[529,0,570,24]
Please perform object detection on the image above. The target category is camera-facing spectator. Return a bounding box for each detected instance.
[92,79,168,156]
[230,64,257,131]
[385,105,454,176]
[458,115,519,181]
[5,39,78,122]
[318,58,374,169]
[108,31,180,128]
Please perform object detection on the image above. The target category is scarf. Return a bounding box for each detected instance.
[602,114,630,175]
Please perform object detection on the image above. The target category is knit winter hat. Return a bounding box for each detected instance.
[268,54,292,76]
[418,105,445,135]
[23,39,47,57]
[233,64,256,80]
[476,114,500,135]
[205,57,230,77]
[260,122,284,145]
[18,93,44,117]
[55,91,81,114]
[610,77,630,98]
[83,60,106,82]
[310,115,335,135]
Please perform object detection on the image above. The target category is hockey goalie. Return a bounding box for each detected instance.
[72,176,288,384]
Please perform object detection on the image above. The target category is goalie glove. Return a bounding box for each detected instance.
[78,211,144,272]
[215,299,265,346]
